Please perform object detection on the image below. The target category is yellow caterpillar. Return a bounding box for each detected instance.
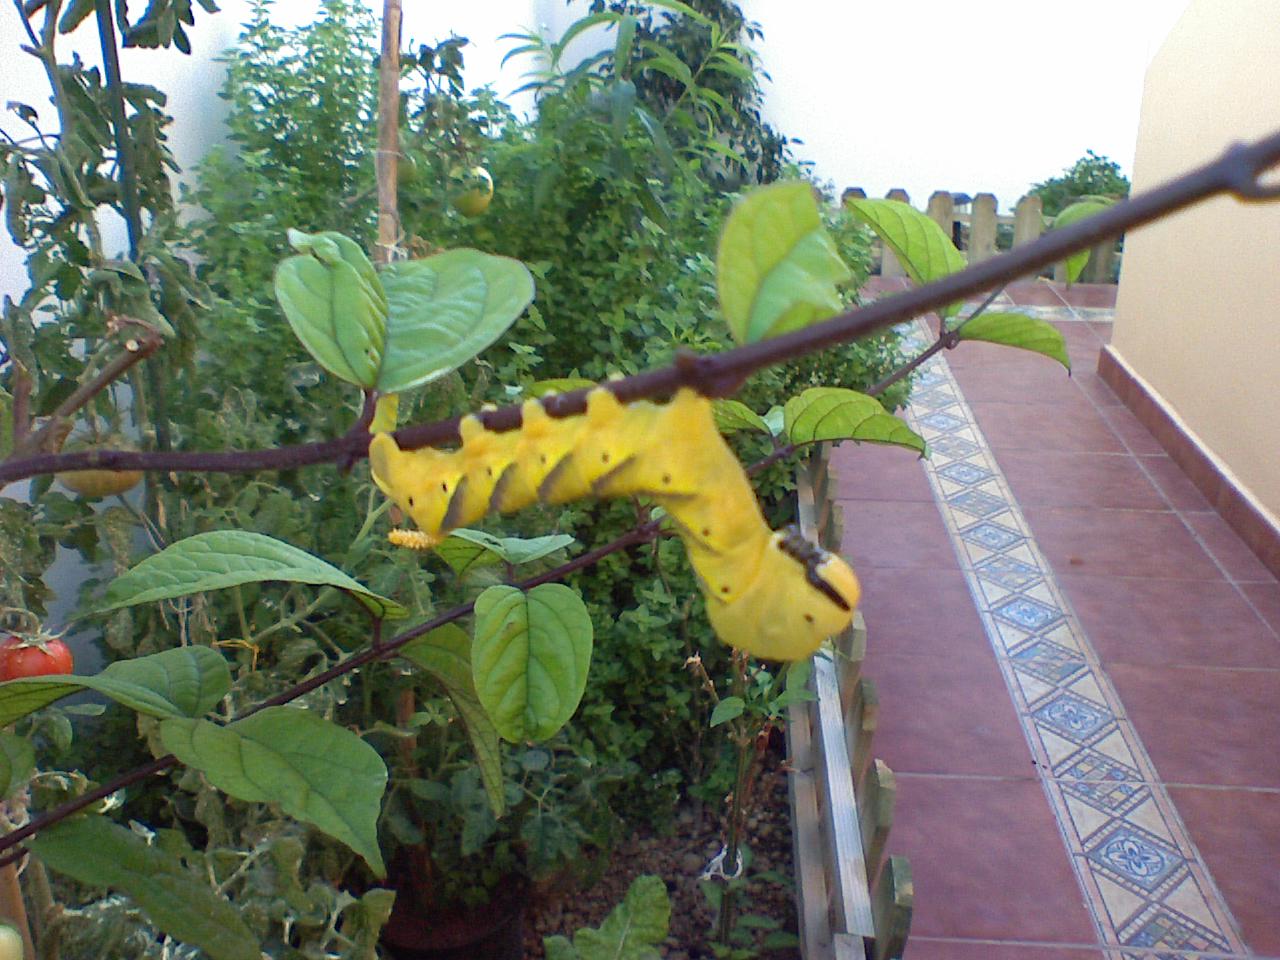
[368,388,859,660]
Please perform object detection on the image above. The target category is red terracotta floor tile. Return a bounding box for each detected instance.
[950,360,1081,405]
[1107,663,1280,788]
[1057,284,1117,309]
[1055,574,1280,669]
[1182,510,1277,583]
[891,776,1098,943]
[1241,582,1280,638]
[1006,281,1072,307]
[861,276,911,298]
[856,566,993,659]
[839,500,958,569]
[996,450,1166,510]
[1097,405,1165,455]
[971,400,1127,454]
[1168,786,1280,955]
[1073,371,1125,409]
[1087,320,1113,343]
[831,442,933,501]
[863,651,1034,777]
[906,941,1107,959]
[1137,455,1212,511]
[1022,507,1221,581]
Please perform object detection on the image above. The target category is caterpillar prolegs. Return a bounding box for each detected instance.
[368,388,860,660]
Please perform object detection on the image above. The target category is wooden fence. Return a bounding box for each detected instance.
[842,187,1119,284]
[788,448,913,960]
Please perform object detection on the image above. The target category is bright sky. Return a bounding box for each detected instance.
[744,1,1191,210]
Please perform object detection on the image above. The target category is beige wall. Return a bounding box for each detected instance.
[1112,0,1280,519]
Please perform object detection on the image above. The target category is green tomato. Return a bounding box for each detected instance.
[0,922,23,960]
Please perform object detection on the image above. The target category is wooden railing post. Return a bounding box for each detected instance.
[925,191,955,245]
[968,192,998,263]
[881,190,911,277]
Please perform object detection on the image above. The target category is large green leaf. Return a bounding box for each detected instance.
[274,229,387,388]
[544,874,670,960]
[33,815,260,960]
[0,646,231,727]
[845,197,966,316]
[399,624,504,816]
[784,387,925,454]
[472,584,593,743]
[0,732,34,800]
[955,312,1070,371]
[717,182,851,344]
[161,707,388,876]
[376,249,535,393]
[1051,199,1112,283]
[434,530,577,576]
[100,530,407,619]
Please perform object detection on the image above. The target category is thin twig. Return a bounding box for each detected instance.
[3,127,1279,486]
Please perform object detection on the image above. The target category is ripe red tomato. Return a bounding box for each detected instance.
[0,636,74,680]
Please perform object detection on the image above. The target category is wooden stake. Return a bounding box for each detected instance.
[375,0,403,267]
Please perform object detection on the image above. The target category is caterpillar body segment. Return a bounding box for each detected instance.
[369,387,860,660]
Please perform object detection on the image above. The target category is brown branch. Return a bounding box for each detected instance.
[12,332,162,458]
[2,129,1280,490]
[10,366,32,442]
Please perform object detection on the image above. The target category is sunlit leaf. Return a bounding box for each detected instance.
[717,182,850,344]
[377,250,534,393]
[784,387,925,454]
[472,584,593,742]
[1051,199,1112,283]
[954,312,1070,371]
[274,229,387,388]
[845,197,965,315]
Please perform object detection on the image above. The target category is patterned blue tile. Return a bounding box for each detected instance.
[1121,905,1231,952]
[1010,638,1087,684]
[975,555,1041,590]
[1058,752,1144,813]
[1033,691,1112,743]
[960,521,1024,552]
[919,411,966,433]
[948,488,1007,519]
[936,461,992,486]
[928,435,980,459]
[910,388,951,411]
[1087,825,1184,893]
[992,595,1062,632]
[914,370,945,389]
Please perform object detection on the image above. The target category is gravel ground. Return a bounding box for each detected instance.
[524,765,801,959]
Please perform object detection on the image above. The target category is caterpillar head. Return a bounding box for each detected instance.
[705,528,860,661]
[368,433,459,548]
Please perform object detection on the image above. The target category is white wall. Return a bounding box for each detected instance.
[1111,0,1280,519]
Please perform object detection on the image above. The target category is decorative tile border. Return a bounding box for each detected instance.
[900,324,1248,957]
